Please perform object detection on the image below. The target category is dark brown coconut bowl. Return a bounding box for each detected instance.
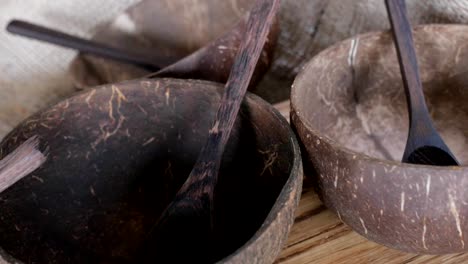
[0,78,302,263]
[291,24,468,254]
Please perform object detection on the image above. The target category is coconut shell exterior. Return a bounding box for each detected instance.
[291,25,468,254]
[0,78,302,263]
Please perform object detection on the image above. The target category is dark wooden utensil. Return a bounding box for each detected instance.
[6,20,167,71]
[145,14,278,85]
[0,136,45,194]
[385,0,459,165]
[7,15,278,87]
[143,0,281,261]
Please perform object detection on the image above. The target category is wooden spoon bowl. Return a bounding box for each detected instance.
[291,25,468,254]
[0,78,302,263]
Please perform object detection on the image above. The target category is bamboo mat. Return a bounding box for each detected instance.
[273,101,467,264]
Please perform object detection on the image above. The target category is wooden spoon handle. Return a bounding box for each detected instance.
[180,0,281,189]
[385,0,431,125]
[6,19,164,70]
[0,137,46,194]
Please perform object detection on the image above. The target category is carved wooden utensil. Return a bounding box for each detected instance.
[385,0,459,165]
[0,137,46,194]
[6,20,169,71]
[144,14,278,85]
[6,13,278,87]
[142,0,280,261]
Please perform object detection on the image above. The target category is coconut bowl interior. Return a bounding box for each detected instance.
[0,78,301,263]
[291,25,468,254]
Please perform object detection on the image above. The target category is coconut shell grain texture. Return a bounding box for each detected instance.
[68,0,468,103]
[291,24,468,254]
[0,78,302,263]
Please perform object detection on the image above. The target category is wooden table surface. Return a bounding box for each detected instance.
[273,101,468,264]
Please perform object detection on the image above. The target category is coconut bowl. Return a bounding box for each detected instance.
[291,24,468,254]
[0,78,302,263]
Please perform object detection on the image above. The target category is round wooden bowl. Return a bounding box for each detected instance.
[291,24,468,254]
[0,78,302,263]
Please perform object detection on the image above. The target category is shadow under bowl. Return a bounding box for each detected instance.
[291,24,468,254]
[0,78,302,263]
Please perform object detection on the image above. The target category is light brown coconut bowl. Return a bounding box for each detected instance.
[291,24,468,254]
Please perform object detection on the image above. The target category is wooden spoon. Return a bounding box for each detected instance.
[0,136,46,194]
[6,20,169,71]
[142,0,281,262]
[385,0,459,166]
[145,14,278,85]
[7,14,278,86]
